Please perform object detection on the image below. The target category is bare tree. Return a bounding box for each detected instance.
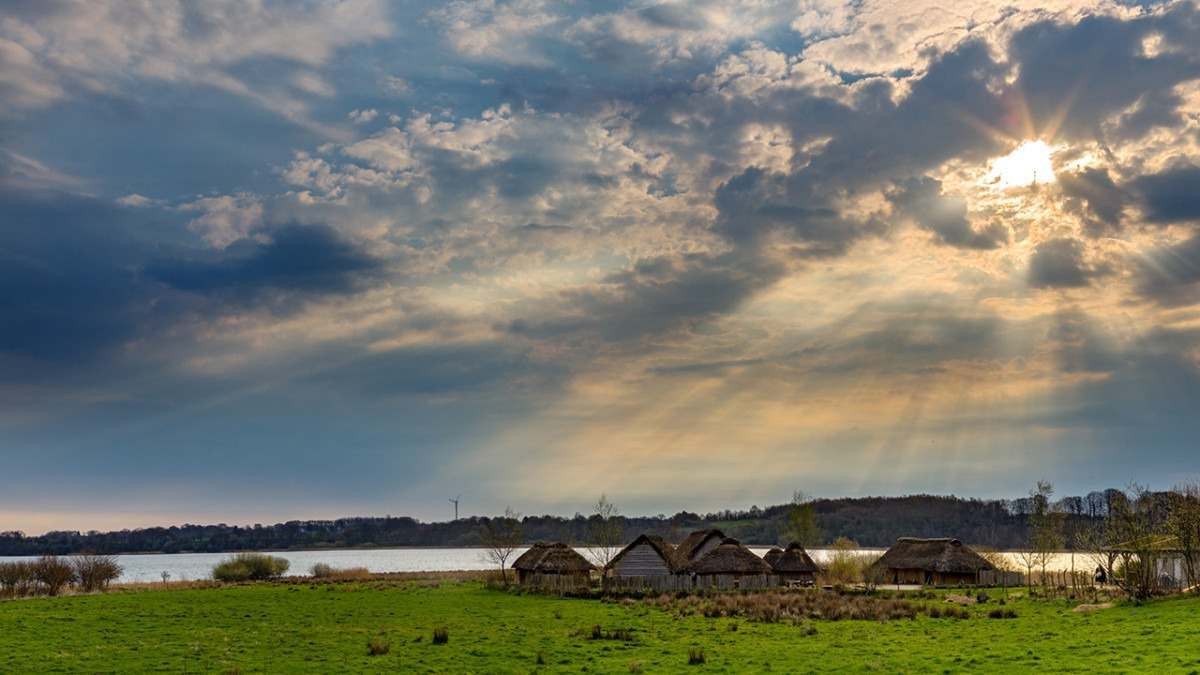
[586,494,623,569]
[1167,483,1200,591]
[480,507,523,585]
[787,491,823,547]
[1028,480,1063,586]
[1106,484,1166,599]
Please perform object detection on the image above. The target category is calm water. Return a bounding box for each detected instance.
[0,547,1085,584]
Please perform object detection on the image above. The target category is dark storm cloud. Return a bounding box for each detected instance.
[0,192,384,368]
[1009,4,1200,140]
[1028,237,1095,288]
[1130,165,1200,224]
[888,177,1007,249]
[0,189,165,362]
[147,224,382,297]
[1057,168,1128,234]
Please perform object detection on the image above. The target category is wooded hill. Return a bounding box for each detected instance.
[0,492,1114,556]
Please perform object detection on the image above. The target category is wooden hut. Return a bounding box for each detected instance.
[770,542,820,586]
[873,538,993,586]
[608,534,677,577]
[687,537,775,590]
[673,528,726,569]
[605,534,683,591]
[512,542,595,591]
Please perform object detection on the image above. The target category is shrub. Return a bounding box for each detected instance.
[34,556,77,596]
[212,553,289,582]
[976,592,990,605]
[688,648,706,665]
[0,561,35,596]
[432,627,449,645]
[311,563,334,578]
[628,661,643,673]
[73,555,123,592]
[988,609,1018,619]
[366,635,390,656]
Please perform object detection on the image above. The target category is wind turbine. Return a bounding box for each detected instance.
[449,496,460,521]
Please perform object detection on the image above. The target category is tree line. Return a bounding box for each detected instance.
[0,489,1168,556]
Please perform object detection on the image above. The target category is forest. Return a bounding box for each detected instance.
[0,490,1124,556]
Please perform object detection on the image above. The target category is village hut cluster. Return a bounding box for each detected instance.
[510,529,1003,593]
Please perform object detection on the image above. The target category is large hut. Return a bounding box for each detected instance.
[770,542,820,585]
[607,534,678,578]
[511,542,595,591]
[687,537,775,590]
[873,538,993,586]
[673,528,726,569]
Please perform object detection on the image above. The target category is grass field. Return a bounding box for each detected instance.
[2,581,1198,673]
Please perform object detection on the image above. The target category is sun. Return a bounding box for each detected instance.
[988,140,1057,189]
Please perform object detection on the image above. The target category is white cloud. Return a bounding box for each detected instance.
[348,108,379,125]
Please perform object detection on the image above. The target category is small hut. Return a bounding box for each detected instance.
[763,547,784,567]
[605,534,682,591]
[770,542,820,586]
[608,534,678,577]
[673,528,726,569]
[687,537,775,590]
[512,542,595,591]
[874,538,993,586]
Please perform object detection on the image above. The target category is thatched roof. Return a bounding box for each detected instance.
[763,547,784,567]
[608,534,677,571]
[673,528,725,567]
[687,538,773,575]
[771,542,820,574]
[512,543,551,571]
[874,538,993,574]
[512,542,595,573]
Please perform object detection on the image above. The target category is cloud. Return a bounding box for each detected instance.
[1135,232,1200,304]
[1130,164,1200,224]
[0,0,392,130]
[1028,237,1095,288]
[1057,168,1128,234]
[147,224,383,298]
[889,177,1008,249]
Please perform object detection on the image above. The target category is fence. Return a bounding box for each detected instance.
[977,570,1024,587]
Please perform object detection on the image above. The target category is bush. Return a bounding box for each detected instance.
[432,627,449,645]
[310,563,334,578]
[366,635,390,656]
[212,553,290,582]
[0,561,35,596]
[988,609,1018,619]
[688,648,706,665]
[34,556,77,596]
[976,592,990,605]
[73,555,123,592]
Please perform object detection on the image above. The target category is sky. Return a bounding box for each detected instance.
[2,0,1200,534]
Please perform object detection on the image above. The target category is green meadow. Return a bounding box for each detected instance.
[1,581,1198,673]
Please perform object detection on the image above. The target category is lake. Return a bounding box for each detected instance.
[0,547,1090,584]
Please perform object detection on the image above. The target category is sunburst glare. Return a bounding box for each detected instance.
[988,139,1057,188]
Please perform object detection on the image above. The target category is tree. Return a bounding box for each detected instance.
[1106,484,1166,599]
[587,494,623,569]
[786,491,823,547]
[1167,483,1200,591]
[480,507,523,585]
[1028,480,1063,585]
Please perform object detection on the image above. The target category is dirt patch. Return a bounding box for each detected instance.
[945,594,976,605]
[1073,602,1114,613]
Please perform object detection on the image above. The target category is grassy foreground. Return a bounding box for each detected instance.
[1,581,1198,673]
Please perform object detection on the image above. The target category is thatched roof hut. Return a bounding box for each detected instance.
[512,542,595,588]
[874,538,993,586]
[763,547,784,567]
[608,534,678,577]
[673,528,725,568]
[687,538,773,576]
[771,542,820,582]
